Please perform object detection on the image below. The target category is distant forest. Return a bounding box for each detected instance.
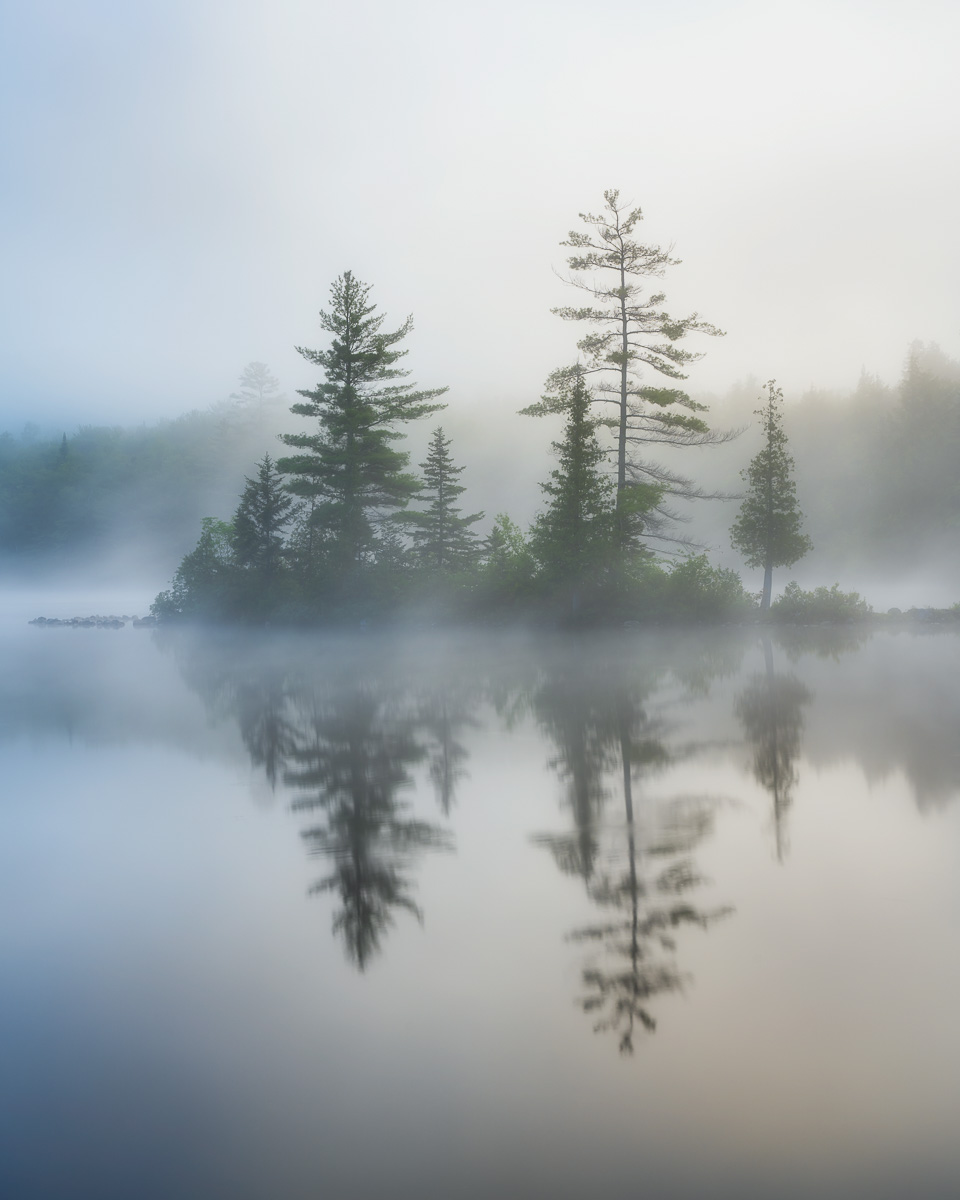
[3,341,958,592]
[0,393,282,573]
[702,340,960,581]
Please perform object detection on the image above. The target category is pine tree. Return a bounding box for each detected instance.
[232,453,297,578]
[540,190,728,550]
[230,362,285,437]
[529,369,617,587]
[278,272,446,584]
[730,381,812,612]
[408,427,483,573]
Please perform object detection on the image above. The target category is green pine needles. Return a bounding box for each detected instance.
[278,271,447,577]
[530,368,616,585]
[408,427,483,574]
[730,381,812,612]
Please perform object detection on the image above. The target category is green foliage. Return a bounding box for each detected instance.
[529,369,617,587]
[662,555,755,622]
[151,518,237,620]
[551,189,725,548]
[771,582,871,623]
[474,515,537,615]
[232,454,297,575]
[278,272,446,577]
[0,400,283,564]
[730,380,812,610]
[406,427,483,573]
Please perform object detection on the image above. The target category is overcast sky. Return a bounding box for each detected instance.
[2,0,959,432]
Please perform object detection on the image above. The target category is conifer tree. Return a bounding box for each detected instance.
[408,426,483,573]
[230,362,285,437]
[529,369,617,585]
[278,273,446,581]
[537,190,728,550]
[232,453,297,578]
[730,381,812,612]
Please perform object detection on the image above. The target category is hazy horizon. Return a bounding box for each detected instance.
[2,0,959,433]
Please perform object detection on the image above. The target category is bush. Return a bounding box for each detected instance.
[662,555,755,622]
[771,581,871,623]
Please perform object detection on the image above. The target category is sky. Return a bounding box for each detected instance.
[2,0,959,433]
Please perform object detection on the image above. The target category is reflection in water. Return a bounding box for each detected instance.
[736,637,811,860]
[572,797,730,1054]
[287,690,451,969]
[417,685,477,816]
[168,635,457,969]
[531,655,732,1052]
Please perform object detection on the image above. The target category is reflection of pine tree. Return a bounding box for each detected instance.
[530,670,619,882]
[735,638,811,861]
[531,658,731,1053]
[573,796,729,1054]
[287,692,451,970]
[235,670,299,790]
[418,689,477,816]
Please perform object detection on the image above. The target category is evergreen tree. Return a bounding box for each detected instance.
[230,362,285,437]
[730,381,812,612]
[529,369,617,590]
[541,190,727,550]
[232,453,297,578]
[408,426,483,573]
[278,272,447,587]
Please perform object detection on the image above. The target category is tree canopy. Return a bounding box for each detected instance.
[730,381,812,611]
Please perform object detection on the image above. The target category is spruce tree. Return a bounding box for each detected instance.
[408,426,483,573]
[730,381,812,612]
[232,453,297,578]
[530,369,616,587]
[278,273,446,584]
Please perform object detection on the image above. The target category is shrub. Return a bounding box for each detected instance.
[661,555,755,622]
[771,581,871,623]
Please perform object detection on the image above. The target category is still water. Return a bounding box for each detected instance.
[2,610,960,1199]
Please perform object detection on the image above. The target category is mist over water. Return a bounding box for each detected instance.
[3,615,960,1198]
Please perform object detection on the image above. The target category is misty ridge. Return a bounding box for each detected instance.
[3,193,960,620]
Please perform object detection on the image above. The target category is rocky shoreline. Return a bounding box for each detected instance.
[28,614,158,628]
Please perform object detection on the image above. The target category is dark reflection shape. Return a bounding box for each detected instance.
[735,637,812,861]
[235,668,300,790]
[571,795,730,1054]
[530,668,624,882]
[773,623,872,662]
[287,690,452,970]
[417,686,478,815]
[530,655,732,1052]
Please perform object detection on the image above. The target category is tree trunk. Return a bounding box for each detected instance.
[760,559,773,614]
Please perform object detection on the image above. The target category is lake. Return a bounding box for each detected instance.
[2,607,960,1199]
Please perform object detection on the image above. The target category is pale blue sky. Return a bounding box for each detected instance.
[2,0,959,429]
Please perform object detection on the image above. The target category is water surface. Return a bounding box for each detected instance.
[2,614,959,1198]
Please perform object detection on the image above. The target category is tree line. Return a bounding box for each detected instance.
[153,191,819,625]
[153,192,801,624]
[10,189,958,617]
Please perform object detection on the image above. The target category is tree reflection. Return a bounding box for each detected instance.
[735,637,811,860]
[417,687,477,816]
[531,657,731,1052]
[287,691,452,970]
[530,664,621,882]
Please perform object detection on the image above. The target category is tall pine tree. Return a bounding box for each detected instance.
[544,190,728,550]
[278,273,446,587]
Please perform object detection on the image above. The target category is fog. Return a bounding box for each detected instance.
[3,0,959,426]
